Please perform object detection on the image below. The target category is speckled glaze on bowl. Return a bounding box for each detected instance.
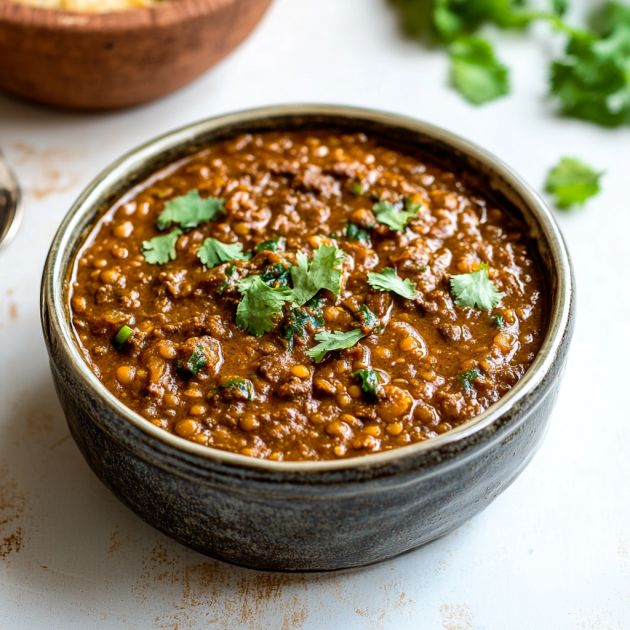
[41,105,574,572]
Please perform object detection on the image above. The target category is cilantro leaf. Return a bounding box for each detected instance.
[255,237,286,253]
[236,275,294,336]
[290,244,346,306]
[373,198,422,231]
[345,223,371,243]
[141,228,182,265]
[307,329,365,363]
[367,268,417,299]
[550,11,630,127]
[458,368,481,393]
[352,369,381,401]
[156,190,224,230]
[261,262,291,286]
[358,304,381,332]
[197,238,249,267]
[218,377,254,401]
[179,345,207,376]
[284,305,324,349]
[544,157,603,209]
[449,36,510,105]
[450,263,504,310]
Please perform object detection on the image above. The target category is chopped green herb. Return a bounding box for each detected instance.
[219,377,255,401]
[156,190,224,230]
[450,263,504,310]
[544,157,603,209]
[217,264,237,295]
[490,314,505,328]
[255,237,286,253]
[141,228,182,265]
[449,36,510,105]
[358,304,380,331]
[307,328,365,363]
[236,275,294,336]
[367,267,417,300]
[197,238,249,267]
[261,262,291,287]
[345,223,371,243]
[373,198,422,231]
[284,306,324,349]
[350,181,366,195]
[550,5,630,128]
[458,368,481,393]
[180,345,206,376]
[113,324,134,348]
[290,244,346,306]
[352,368,381,401]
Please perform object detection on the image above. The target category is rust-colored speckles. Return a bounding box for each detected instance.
[0,466,27,561]
[9,142,82,199]
[132,541,311,629]
[8,302,17,322]
[440,603,474,630]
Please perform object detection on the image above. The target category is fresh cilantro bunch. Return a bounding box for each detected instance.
[235,244,346,337]
[390,0,533,44]
[550,2,630,127]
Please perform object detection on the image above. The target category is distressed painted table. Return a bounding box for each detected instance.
[0,0,628,628]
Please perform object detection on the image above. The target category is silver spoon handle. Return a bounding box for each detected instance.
[0,150,22,250]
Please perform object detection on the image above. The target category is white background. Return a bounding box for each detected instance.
[1,0,629,628]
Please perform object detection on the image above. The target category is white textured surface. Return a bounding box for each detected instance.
[0,0,629,628]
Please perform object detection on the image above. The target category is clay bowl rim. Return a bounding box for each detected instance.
[0,0,241,32]
[41,103,573,474]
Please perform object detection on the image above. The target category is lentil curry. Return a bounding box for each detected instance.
[68,129,545,461]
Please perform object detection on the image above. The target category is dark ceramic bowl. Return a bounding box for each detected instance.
[41,105,574,571]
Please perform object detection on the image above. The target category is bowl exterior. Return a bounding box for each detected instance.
[42,301,573,571]
[0,0,271,110]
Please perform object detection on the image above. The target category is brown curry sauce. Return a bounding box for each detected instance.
[68,130,545,461]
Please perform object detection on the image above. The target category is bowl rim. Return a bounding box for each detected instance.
[0,0,239,31]
[42,103,573,473]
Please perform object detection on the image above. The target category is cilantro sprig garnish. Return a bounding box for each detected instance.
[544,157,604,209]
[235,275,294,337]
[290,244,346,305]
[307,329,365,363]
[373,198,422,231]
[450,263,504,310]
[449,36,510,105]
[156,190,224,230]
[141,228,181,265]
[367,267,417,300]
[197,238,250,267]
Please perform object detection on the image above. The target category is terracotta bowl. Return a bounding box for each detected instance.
[0,0,272,110]
[41,105,575,571]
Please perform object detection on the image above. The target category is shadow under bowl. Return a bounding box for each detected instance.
[41,104,575,571]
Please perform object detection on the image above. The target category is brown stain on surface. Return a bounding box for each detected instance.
[8,302,17,322]
[25,409,54,438]
[133,541,311,630]
[9,142,81,199]
[0,466,26,561]
[440,603,474,630]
